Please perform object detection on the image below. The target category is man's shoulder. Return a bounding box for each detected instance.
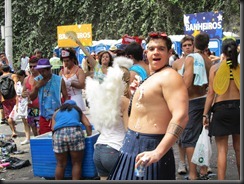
[172,58,183,66]
[0,73,12,79]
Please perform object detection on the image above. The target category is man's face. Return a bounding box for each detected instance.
[35,52,42,59]
[145,38,172,72]
[29,63,38,74]
[37,67,51,78]
[181,40,194,56]
[0,54,6,61]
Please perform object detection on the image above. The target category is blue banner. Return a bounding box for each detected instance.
[184,11,223,39]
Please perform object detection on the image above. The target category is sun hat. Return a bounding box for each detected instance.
[109,45,118,51]
[34,58,52,70]
[64,99,77,106]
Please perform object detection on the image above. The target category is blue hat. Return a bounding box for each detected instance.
[64,100,77,106]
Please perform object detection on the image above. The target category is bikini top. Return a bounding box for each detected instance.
[226,60,234,80]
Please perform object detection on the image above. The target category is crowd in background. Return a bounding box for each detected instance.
[0,31,240,180]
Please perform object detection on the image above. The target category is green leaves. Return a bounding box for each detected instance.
[0,0,240,64]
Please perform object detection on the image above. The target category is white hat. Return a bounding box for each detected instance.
[109,45,118,51]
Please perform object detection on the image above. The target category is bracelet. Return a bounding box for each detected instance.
[203,114,208,118]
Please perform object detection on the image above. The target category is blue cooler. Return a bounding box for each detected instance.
[30,130,99,179]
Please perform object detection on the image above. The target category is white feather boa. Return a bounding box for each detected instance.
[113,56,133,69]
[85,65,125,131]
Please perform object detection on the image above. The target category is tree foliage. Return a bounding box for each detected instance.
[0,0,240,63]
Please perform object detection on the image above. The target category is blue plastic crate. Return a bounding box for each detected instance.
[30,130,99,179]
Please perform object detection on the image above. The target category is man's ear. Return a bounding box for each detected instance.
[168,48,173,56]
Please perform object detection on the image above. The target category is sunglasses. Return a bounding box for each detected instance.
[29,65,37,68]
[148,32,168,38]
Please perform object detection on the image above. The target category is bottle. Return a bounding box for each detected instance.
[134,164,146,177]
[1,147,8,157]
[0,134,6,141]
[134,156,149,177]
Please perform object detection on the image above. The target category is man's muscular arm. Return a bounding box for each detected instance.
[166,122,184,139]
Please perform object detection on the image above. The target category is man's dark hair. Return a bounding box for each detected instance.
[194,33,210,51]
[2,64,10,72]
[124,42,143,61]
[181,35,194,47]
[146,32,172,51]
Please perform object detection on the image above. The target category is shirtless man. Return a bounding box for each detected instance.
[181,32,212,180]
[108,32,189,180]
[172,35,194,174]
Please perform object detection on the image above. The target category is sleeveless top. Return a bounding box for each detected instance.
[95,118,126,151]
[15,81,23,96]
[25,76,39,108]
[15,81,28,117]
[186,53,208,86]
[129,64,148,80]
[61,68,86,111]
[35,74,62,120]
[62,67,82,97]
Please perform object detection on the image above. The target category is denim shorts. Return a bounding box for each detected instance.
[93,144,120,177]
[52,126,85,153]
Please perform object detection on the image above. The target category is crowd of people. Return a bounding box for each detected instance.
[0,30,240,180]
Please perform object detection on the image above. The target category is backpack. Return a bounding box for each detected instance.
[0,75,16,99]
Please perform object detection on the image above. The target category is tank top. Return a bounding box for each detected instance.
[62,68,82,96]
[25,76,39,108]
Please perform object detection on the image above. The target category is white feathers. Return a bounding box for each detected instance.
[85,64,125,131]
[113,56,133,69]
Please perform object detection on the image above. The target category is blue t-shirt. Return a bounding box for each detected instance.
[53,108,82,131]
[129,65,148,80]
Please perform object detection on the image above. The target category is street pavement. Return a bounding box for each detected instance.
[0,110,240,181]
